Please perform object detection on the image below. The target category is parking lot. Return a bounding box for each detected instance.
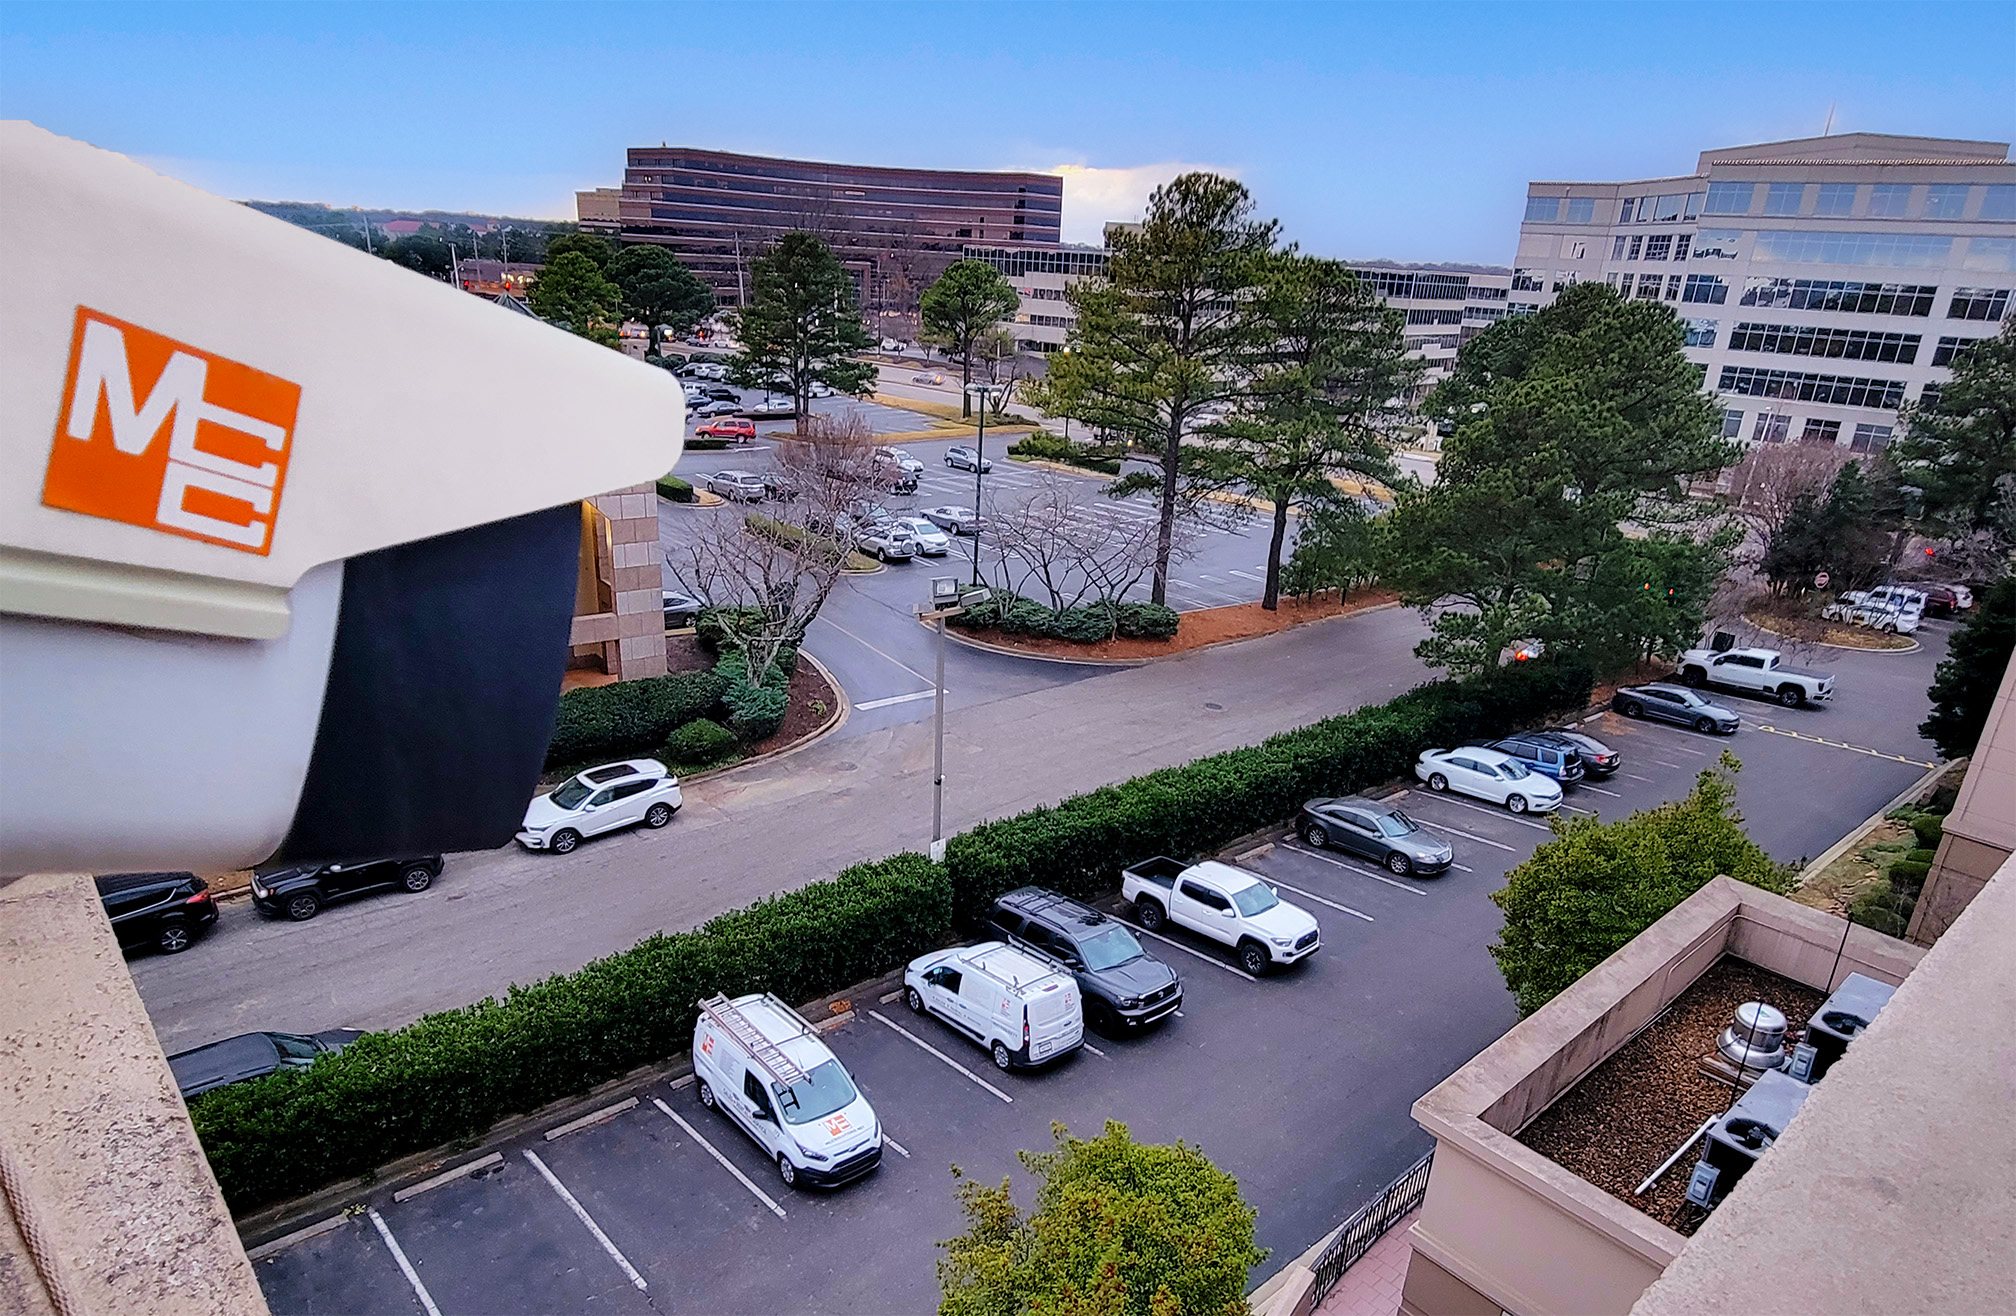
[250,681,1937,1315]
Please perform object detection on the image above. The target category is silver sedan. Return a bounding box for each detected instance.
[921,505,982,535]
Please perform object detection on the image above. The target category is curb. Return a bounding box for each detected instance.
[1742,613,1923,654]
[1794,757,1958,889]
[661,490,727,509]
[926,598,1407,668]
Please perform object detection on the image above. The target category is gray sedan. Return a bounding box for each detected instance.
[704,471,767,502]
[921,505,982,535]
[1298,796,1454,876]
[1612,683,1740,734]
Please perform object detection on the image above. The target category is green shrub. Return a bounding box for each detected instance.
[942,655,1593,927]
[656,474,695,503]
[1007,432,1075,461]
[1905,847,1938,865]
[1909,814,1944,850]
[664,718,738,769]
[545,671,727,769]
[696,606,766,654]
[1887,858,1932,883]
[685,436,732,450]
[187,853,951,1212]
[1051,606,1116,644]
[1114,602,1180,640]
[716,649,791,742]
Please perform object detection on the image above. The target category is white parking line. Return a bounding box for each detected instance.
[866,1010,1015,1103]
[1451,862,1475,872]
[369,1210,443,1316]
[1579,784,1622,797]
[523,1150,648,1291]
[1409,791,1554,832]
[1081,1041,1108,1057]
[882,1134,912,1158]
[1268,878,1374,922]
[1228,569,1264,582]
[1280,843,1428,896]
[652,1097,788,1219]
[855,689,940,711]
[1562,804,1598,815]
[1111,918,1258,980]
[392,1151,504,1201]
[1400,813,1518,851]
[814,616,933,683]
[544,1097,638,1141]
[1621,772,1654,783]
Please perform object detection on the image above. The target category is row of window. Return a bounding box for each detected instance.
[1017,313,1073,328]
[1738,278,1940,316]
[1717,366,1907,409]
[964,247,1109,277]
[1707,181,2014,222]
[1613,233,1698,262]
[1726,322,1922,364]
[1950,287,2011,320]
[1405,308,1463,325]
[1522,196,1600,223]
[1021,286,1067,301]
[1932,336,1986,368]
[1405,334,1462,350]
[1619,192,1704,224]
[1728,407,1896,451]
[1349,269,1483,300]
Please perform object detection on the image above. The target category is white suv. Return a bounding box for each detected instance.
[905,942,1083,1071]
[517,759,681,853]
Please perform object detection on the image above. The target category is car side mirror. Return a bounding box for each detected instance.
[1222,908,1238,918]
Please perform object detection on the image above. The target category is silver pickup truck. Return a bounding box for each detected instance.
[1676,647,1834,708]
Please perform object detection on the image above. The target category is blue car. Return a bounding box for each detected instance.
[1489,735,1587,785]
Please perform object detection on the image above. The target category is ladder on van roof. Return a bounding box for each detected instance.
[698,993,808,1087]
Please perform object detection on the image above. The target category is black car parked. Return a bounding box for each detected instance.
[95,871,218,955]
[987,887,1181,1034]
[167,1029,364,1099]
[1298,796,1454,876]
[251,856,444,922]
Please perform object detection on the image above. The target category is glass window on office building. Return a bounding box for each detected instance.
[1666,275,1683,300]
[1693,230,1742,260]
[1682,274,1730,304]
[1814,183,1858,217]
[1636,275,1664,300]
[1962,238,2015,273]
[1525,196,1562,222]
[1675,235,1693,261]
[1752,413,1791,444]
[1924,184,1972,220]
[1948,287,2010,321]
[1512,268,1545,292]
[1867,184,1912,218]
[1653,194,1686,222]
[1627,235,1643,260]
[1932,337,1983,368]
[1686,318,1720,348]
[1703,182,1754,215]
[1565,197,1596,223]
[1850,424,1893,454]
[1983,186,2016,222]
[1721,408,1744,438]
[1645,235,1673,261]
[1612,236,1629,260]
[1764,182,1807,216]
[1799,419,1842,446]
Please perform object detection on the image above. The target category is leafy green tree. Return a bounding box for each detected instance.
[1026,174,1279,605]
[544,231,614,271]
[1760,460,1892,593]
[937,1120,1265,1316]
[1282,495,1381,599]
[609,246,715,354]
[1192,255,1417,608]
[1887,320,2016,554]
[1382,283,1735,676]
[921,259,1023,414]
[527,251,621,347]
[1921,573,2016,759]
[728,232,876,425]
[1490,757,1794,1015]
[378,230,454,279]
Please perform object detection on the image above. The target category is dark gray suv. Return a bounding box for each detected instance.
[987,887,1181,1034]
[1298,796,1454,876]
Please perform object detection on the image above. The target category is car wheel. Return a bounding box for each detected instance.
[991,1041,1012,1071]
[1237,941,1270,976]
[1506,794,1529,815]
[285,892,321,922]
[1694,716,1715,733]
[399,864,434,893]
[1387,851,1413,876]
[1681,667,1706,688]
[1621,700,1643,719]
[644,803,674,828]
[905,986,925,1014]
[1778,685,1804,708]
[1880,621,1897,634]
[1302,822,1329,848]
[777,1154,798,1188]
[156,921,193,954]
[1135,898,1166,931]
[550,829,581,855]
[1428,772,1449,792]
[698,1080,717,1110]
[1086,1000,1118,1037]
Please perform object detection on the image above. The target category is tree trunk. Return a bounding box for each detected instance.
[1263,499,1290,610]
[960,346,972,417]
[1151,411,1182,605]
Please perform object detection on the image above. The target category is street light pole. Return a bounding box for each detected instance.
[965,382,1000,586]
[932,612,947,853]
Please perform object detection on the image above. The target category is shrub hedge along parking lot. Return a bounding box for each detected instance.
[191,655,1591,1212]
[543,671,729,770]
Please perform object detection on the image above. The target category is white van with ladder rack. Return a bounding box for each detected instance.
[903,942,1084,1071]
[691,992,882,1189]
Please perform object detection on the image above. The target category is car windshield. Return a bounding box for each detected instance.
[1078,924,1144,971]
[550,779,593,810]
[1377,812,1419,838]
[1230,882,1279,917]
[271,1034,321,1062]
[777,1059,858,1125]
[1498,759,1532,779]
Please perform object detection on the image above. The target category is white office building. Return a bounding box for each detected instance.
[1514,133,2015,453]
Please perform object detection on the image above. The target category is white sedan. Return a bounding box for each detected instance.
[895,516,952,555]
[518,760,682,854]
[1414,747,1562,815]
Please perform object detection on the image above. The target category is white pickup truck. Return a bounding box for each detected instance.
[1676,647,1834,708]
[1120,857,1321,976]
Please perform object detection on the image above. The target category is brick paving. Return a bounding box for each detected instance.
[1313,1210,1419,1316]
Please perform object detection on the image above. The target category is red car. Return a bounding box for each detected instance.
[695,418,755,442]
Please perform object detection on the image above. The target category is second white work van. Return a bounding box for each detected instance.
[904,942,1084,1071]
[692,992,883,1189]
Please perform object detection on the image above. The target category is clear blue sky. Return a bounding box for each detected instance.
[5,1,2011,264]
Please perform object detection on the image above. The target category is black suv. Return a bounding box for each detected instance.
[987,887,1181,1034]
[251,856,444,922]
[96,872,218,955]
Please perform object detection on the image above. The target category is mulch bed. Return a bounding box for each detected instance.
[1743,608,1916,651]
[954,588,1400,661]
[1517,957,1826,1236]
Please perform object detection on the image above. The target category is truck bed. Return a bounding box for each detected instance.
[1121,856,1187,888]
[1779,664,1831,680]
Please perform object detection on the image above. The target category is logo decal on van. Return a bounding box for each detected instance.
[42,307,301,554]
[825,1113,851,1137]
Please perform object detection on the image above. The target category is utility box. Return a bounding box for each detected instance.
[1802,972,1899,1083]
[1690,1070,1813,1209]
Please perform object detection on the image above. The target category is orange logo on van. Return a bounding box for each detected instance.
[42,307,301,554]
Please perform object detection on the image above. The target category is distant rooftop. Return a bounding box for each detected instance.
[1697,132,2009,171]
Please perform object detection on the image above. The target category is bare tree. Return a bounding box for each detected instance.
[982,471,1194,614]
[1725,442,1850,551]
[662,414,885,685]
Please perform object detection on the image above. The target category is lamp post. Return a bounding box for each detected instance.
[916,579,991,861]
[964,382,1005,586]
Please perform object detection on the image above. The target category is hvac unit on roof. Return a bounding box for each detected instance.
[1684,1069,1813,1210]
[1789,972,1899,1083]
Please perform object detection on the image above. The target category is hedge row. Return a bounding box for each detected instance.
[942,654,1593,925]
[544,670,729,770]
[656,474,695,503]
[951,592,1181,644]
[190,854,949,1211]
[665,718,739,769]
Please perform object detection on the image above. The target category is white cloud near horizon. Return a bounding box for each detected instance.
[1051,162,1237,245]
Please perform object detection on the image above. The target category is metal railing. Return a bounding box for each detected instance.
[1309,1151,1435,1305]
